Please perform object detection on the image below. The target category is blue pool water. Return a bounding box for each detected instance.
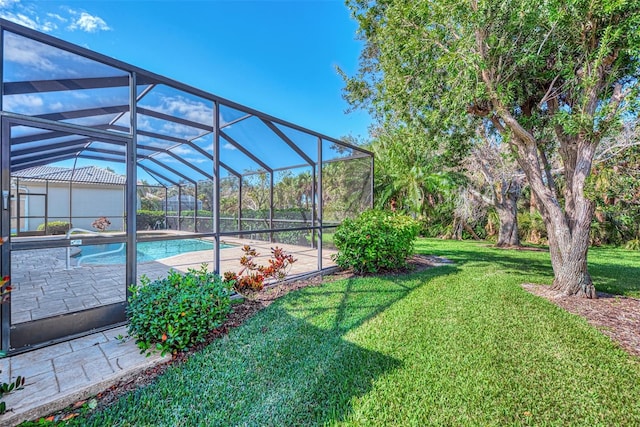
[77,239,228,265]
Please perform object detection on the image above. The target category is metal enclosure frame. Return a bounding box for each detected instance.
[0,18,373,353]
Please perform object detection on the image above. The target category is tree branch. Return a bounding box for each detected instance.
[467,187,493,206]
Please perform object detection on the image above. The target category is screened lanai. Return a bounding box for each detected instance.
[0,19,373,354]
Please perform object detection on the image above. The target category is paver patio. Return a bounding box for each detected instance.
[11,237,336,324]
[0,325,170,426]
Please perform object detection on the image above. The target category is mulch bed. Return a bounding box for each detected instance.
[522,284,640,358]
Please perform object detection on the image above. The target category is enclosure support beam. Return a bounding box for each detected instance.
[125,72,137,298]
[177,186,182,232]
[144,157,197,186]
[238,178,243,234]
[260,118,314,166]
[311,165,316,249]
[269,172,274,243]
[218,131,273,174]
[1,117,10,352]
[164,187,168,230]
[317,137,323,271]
[212,100,221,274]
[69,157,78,235]
[45,180,49,233]
[194,182,198,232]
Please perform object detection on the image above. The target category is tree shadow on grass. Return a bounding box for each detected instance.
[417,239,640,296]
[587,249,640,296]
[227,308,403,426]
[421,243,554,280]
[87,265,456,426]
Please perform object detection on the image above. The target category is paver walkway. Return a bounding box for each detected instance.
[0,325,170,426]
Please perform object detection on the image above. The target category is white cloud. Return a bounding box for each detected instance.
[40,20,57,32]
[0,3,108,34]
[160,121,203,139]
[183,156,208,165]
[3,32,58,70]
[0,2,58,33]
[0,11,37,30]
[154,152,178,164]
[3,94,43,111]
[158,96,214,126]
[68,11,110,33]
[0,0,20,8]
[46,12,66,22]
[71,91,90,100]
[170,146,197,156]
[223,142,237,151]
[137,94,216,139]
[136,116,153,133]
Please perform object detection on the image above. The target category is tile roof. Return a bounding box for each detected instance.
[13,166,126,185]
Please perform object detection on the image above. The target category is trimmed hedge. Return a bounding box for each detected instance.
[136,210,166,230]
[36,221,71,235]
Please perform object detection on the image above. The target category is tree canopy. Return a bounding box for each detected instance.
[343,0,640,297]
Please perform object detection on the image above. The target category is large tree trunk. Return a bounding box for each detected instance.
[510,134,597,298]
[496,204,519,247]
[495,179,521,247]
[487,98,597,297]
[473,18,623,299]
[549,242,596,297]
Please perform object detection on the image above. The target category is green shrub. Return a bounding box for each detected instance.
[127,264,233,355]
[136,210,165,230]
[518,211,547,244]
[625,239,640,251]
[36,221,71,235]
[332,209,420,274]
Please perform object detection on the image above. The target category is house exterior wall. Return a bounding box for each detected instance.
[19,182,125,232]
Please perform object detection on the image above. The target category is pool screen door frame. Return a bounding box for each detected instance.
[1,117,133,354]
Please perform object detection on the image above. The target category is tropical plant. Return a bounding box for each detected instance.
[371,125,461,227]
[223,245,297,295]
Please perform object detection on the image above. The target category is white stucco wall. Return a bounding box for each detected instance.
[18,182,125,231]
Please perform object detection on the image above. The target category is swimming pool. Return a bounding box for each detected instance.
[76,239,230,265]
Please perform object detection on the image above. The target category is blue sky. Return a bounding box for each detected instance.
[0,0,371,141]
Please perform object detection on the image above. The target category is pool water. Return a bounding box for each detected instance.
[77,239,230,265]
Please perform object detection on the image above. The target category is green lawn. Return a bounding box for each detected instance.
[71,239,640,425]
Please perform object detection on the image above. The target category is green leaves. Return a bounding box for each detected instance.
[345,0,639,141]
[127,264,233,356]
[332,209,420,274]
[0,375,25,415]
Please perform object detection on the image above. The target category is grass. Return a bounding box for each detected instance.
[588,245,640,297]
[65,239,640,426]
